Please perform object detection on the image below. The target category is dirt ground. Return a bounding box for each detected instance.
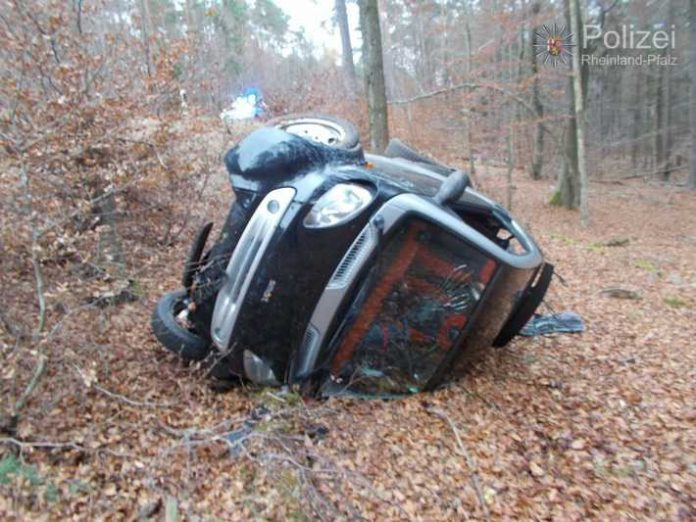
[1,155,694,520]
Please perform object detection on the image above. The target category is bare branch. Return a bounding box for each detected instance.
[93,384,174,409]
[19,163,46,335]
[12,354,47,415]
[389,81,564,146]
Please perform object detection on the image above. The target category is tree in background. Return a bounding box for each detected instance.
[335,0,357,94]
[568,0,589,225]
[554,0,586,210]
[529,1,544,180]
[359,0,389,152]
[691,0,696,189]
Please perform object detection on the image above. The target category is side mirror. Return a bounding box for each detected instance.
[434,170,470,205]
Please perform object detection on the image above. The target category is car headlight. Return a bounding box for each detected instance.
[304,183,373,228]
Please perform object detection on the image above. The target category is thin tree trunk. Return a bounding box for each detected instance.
[359,0,389,152]
[555,0,584,209]
[507,130,514,210]
[662,63,672,181]
[631,70,642,169]
[139,0,154,77]
[655,69,665,178]
[335,0,357,94]
[184,0,196,36]
[20,164,46,335]
[463,6,475,178]
[662,0,674,181]
[530,1,544,180]
[690,0,696,189]
[569,0,589,225]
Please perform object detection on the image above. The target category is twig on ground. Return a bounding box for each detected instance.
[93,384,172,409]
[427,407,491,522]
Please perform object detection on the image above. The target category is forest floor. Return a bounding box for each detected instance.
[1,120,695,520]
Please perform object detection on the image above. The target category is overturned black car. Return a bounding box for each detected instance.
[152,114,553,396]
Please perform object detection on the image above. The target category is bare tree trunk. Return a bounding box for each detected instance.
[20,164,46,335]
[657,1,674,181]
[529,1,544,180]
[184,0,196,36]
[555,119,580,208]
[359,0,389,152]
[569,0,589,225]
[139,0,154,77]
[335,0,357,94]
[655,68,665,178]
[662,65,672,181]
[631,70,642,169]
[554,0,584,209]
[506,130,514,210]
[690,0,696,189]
[462,6,475,179]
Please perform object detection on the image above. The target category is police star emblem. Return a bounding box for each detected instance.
[534,23,575,67]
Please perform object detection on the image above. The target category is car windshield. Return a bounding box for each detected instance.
[325,218,497,396]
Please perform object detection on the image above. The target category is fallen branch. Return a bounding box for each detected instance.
[600,288,642,300]
[0,436,83,452]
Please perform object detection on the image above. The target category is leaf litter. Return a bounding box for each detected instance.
[1,125,695,520]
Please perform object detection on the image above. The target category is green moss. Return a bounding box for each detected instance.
[68,480,91,495]
[0,455,21,484]
[0,454,41,486]
[664,296,688,308]
[549,190,562,206]
[44,482,60,503]
[587,242,605,253]
[551,234,579,246]
[634,259,659,273]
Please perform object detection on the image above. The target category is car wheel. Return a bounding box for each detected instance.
[266,113,362,153]
[151,290,210,361]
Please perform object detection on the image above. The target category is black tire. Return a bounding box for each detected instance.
[182,221,213,289]
[492,263,554,347]
[266,112,361,153]
[151,290,210,361]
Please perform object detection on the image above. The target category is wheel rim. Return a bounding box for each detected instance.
[278,118,346,147]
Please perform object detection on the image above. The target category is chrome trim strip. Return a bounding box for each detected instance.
[211,187,296,350]
[327,224,377,289]
[294,224,378,377]
[295,193,543,378]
